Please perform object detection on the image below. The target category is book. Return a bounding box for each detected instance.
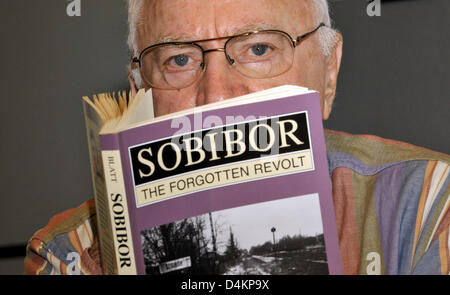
[82,85,342,275]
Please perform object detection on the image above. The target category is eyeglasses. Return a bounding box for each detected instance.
[131,23,326,90]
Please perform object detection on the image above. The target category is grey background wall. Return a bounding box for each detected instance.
[325,0,450,151]
[0,0,448,274]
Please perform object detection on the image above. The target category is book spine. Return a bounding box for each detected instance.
[82,101,117,275]
[100,135,137,274]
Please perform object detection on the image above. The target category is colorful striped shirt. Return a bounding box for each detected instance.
[24,130,450,275]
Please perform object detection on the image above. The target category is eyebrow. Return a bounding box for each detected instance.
[223,23,279,36]
[152,23,280,45]
[153,35,195,44]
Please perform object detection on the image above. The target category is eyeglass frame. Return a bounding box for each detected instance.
[130,22,326,87]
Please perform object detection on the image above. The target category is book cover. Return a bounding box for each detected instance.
[86,87,342,275]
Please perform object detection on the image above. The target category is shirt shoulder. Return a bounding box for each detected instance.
[325,129,449,275]
[325,129,449,168]
[25,198,102,275]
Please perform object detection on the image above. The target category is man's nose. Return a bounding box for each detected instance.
[196,51,251,106]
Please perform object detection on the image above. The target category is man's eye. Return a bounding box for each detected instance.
[250,44,269,56]
[171,54,190,66]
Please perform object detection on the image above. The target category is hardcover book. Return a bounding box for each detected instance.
[82,85,342,275]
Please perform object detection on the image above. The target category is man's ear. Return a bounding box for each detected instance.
[128,68,138,97]
[322,32,343,120]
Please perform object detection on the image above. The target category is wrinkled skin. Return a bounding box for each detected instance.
[129,0,343,119]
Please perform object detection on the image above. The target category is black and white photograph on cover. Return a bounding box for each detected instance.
[140,193,328,275]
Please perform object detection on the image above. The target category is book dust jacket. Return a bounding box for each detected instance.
[99,91,342,275]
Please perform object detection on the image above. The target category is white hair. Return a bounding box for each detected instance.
[311,0,338,56]
[127,0,337,88]
[127,0,145,87]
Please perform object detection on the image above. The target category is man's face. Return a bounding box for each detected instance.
[136,0,341,118]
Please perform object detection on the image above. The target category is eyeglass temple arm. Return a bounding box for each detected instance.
[130,57,140,70]
[295,22,326,46]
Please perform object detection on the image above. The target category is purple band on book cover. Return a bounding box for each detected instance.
[107,92,342,275]
[100,135,119,151]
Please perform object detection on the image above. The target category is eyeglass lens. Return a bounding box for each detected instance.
[139,31,295,89]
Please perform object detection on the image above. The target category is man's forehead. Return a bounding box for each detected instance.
[139,0,315,46]
[152,23,280,44]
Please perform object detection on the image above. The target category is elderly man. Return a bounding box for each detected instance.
[25,0,449,275]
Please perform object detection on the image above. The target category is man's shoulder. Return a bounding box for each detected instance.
[25,199,101,274]
[325,129,450,172]
[30,199,97,244]
[325,129,449,275]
